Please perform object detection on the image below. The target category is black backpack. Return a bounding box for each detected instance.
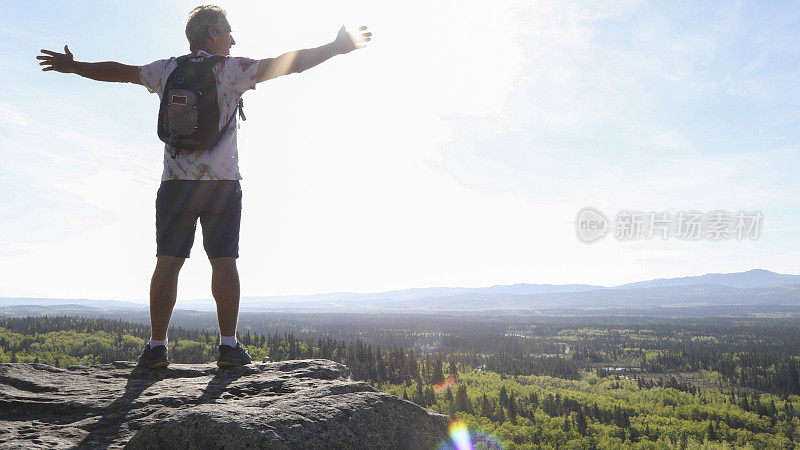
[157,54,245,159]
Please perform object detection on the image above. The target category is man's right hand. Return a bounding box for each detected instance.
[35,47,141,84]
[37,45,76,73]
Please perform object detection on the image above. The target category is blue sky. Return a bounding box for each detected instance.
[1,0,799,302]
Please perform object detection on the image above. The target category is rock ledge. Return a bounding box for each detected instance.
[0,360,449,449]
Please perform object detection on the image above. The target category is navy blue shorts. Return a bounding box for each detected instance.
[155,180,242,259]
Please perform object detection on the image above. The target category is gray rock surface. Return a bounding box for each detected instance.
[0,360,450,449]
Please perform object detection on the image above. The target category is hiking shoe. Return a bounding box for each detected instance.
[217,343,253,367]
[136,344,169,369]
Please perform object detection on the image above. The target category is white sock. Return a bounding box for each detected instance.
[149,338,167,349]
[221,335,238,348]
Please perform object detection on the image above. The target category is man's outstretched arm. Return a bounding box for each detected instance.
[256,25,371,83]
[37,45,142,85]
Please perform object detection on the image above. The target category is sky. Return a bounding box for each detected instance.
[1,0,799,303]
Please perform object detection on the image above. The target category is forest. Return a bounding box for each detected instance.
[2,313,800,448]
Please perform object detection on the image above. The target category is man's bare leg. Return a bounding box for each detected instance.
[149,256,185,341]
[210,257,240,338]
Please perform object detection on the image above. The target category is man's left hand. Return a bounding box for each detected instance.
[334,25,372,54]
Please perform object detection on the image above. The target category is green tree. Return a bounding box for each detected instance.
[454,385,472,414]
[424,385,435,406]
[447,360,458,379]
[499,385,508,407]
[507,392,517,425]
[432,358,444,384]
[413,382,424,406]
[575,408,588,436]
[481,393,493,418]
[706,421,717,442]
[627,425,640,443]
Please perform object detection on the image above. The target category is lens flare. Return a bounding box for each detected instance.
[437,420,504,450]
[434,376,456,395]
[471,432,503,449]
[448,419,474,450]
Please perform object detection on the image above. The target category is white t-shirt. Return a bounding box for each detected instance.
[139,50,260,181]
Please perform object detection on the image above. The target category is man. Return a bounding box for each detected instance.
[37,5,371,369]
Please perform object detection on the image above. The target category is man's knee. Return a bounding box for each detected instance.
[155,255,186,274]
[209,256,237,272]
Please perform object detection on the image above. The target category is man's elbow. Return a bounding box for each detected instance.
[121,65,143,85]
[256,56,304,82]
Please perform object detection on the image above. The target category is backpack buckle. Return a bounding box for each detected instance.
[168,134,180,159]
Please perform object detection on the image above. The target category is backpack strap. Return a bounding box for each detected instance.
[201,55,246,147]
[216,99,245,143]
[205,54,224,62]
[164,55,191,92]
[165,55,193,159]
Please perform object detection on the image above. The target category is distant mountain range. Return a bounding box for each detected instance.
[614,269,800,289]
[0,298,145,309]
[2,269,799,313]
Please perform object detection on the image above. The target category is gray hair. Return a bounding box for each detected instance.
[185,5,228,51]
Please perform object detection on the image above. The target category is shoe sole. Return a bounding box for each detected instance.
[135,361,169,369]
[217,361,241,368]
[217,361,254,368]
